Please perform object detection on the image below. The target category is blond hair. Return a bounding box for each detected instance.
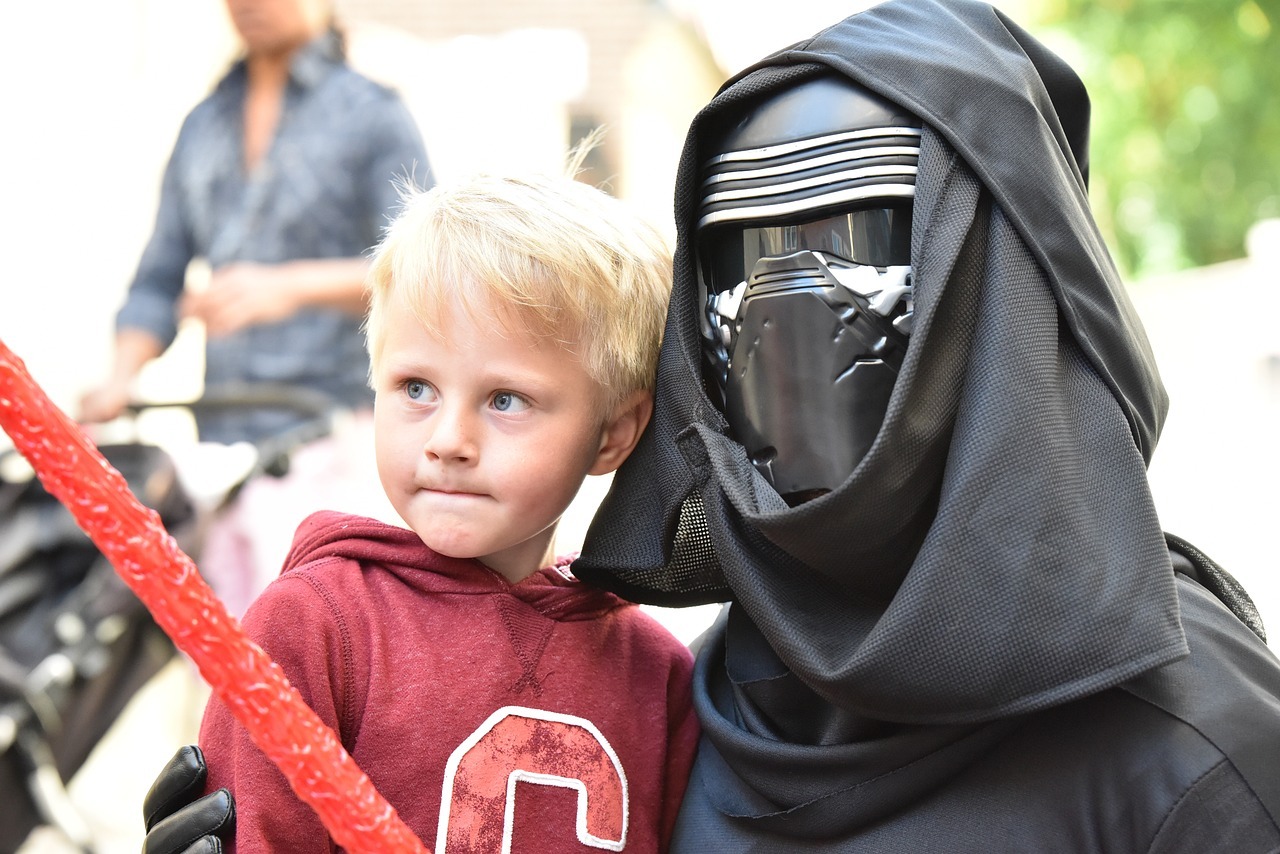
[366,171,672,412]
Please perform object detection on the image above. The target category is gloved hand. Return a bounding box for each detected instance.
[142,745,235,854]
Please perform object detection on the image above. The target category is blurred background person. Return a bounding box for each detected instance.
[76,0,430,616]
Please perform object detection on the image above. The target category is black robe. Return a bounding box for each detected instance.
[574,0,1280,849]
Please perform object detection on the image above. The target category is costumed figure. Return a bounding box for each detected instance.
[573,0,1280,849]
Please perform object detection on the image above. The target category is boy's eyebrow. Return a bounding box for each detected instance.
[473,366,562,396]
[371,355,425,378]
[377,354,565,395]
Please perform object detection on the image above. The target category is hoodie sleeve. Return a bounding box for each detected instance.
[198,561,359,853]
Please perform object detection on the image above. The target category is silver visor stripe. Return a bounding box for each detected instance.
[702,126,922,166]
[697,184,916,229]
[698,123,920,229]
[701,144,921,188]
[701,164,919,207]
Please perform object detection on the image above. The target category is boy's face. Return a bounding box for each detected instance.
[371,290,628,583]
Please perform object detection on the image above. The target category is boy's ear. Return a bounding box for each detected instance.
[589,389,654,476]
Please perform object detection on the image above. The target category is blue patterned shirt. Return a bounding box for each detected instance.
[116,31,429,443]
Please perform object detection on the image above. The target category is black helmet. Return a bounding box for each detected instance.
[697,74,922,504]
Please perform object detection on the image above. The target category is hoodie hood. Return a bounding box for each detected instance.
[575,0,1186,726]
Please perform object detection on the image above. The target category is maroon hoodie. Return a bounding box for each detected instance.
[199,511,698,853]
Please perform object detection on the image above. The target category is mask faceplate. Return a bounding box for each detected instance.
[704,250,912,503]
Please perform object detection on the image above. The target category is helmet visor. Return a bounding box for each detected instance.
[701,204,912,295]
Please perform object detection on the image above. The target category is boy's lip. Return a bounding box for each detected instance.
[422,485,486,498]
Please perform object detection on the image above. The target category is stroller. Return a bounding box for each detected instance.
[0,384,342,853]
[0,441,193,853]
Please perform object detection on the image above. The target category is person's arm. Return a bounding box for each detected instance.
[180,257,371,337]
[264,257,372,315]
[77,328,166,423]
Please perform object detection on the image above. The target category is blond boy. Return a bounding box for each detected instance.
[196,173,698,853]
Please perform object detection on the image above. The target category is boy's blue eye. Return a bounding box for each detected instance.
[406,380,428,400]
[492,391,527,412]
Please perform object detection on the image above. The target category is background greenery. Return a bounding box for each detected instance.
[1023,0,1278,278]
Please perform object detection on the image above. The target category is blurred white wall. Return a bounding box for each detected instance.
[668,0,883,74]
[346,23,587,185]
[1134,219,1280,632]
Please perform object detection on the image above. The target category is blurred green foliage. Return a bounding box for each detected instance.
[1026,0,1279,278]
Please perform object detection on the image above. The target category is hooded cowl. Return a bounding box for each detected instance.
[575,0,1186,728]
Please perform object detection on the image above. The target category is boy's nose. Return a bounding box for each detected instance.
[423,406,479,463]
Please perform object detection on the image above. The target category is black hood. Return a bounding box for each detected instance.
[575,0,1185,727]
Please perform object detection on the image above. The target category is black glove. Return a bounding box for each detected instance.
[141,745,235,854]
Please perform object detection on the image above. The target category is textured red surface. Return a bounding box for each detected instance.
[0,339,429,854]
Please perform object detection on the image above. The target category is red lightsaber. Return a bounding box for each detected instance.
[0,339,429,854]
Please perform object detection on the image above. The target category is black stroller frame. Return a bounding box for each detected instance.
[0,384,342,853]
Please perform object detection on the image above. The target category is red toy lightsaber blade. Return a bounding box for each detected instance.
[0,338,429,854]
